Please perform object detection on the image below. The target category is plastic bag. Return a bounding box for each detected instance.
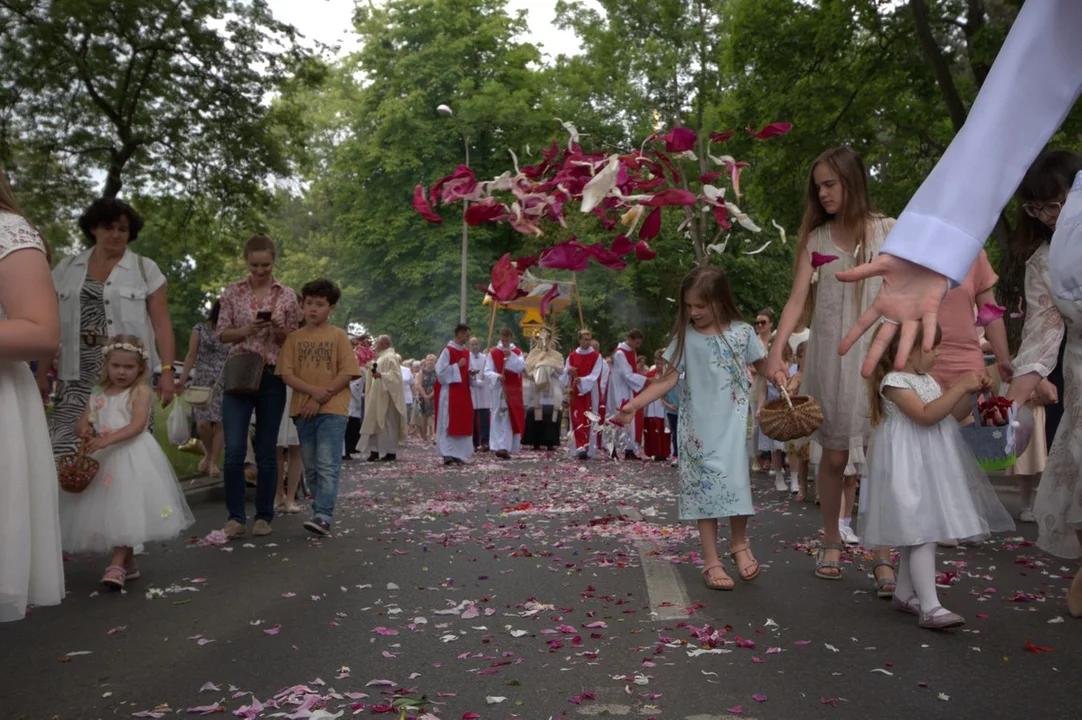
[167,400,191,445]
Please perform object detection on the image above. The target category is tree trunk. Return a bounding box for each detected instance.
[909,0,968,132]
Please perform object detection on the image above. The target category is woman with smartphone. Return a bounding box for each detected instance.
[215,235,301,540]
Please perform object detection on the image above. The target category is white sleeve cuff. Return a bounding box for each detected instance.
[881,212,986,287]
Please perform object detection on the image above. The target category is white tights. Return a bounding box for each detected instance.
[894,543,950,617]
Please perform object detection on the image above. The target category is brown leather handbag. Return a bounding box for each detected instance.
[222,290,278,396]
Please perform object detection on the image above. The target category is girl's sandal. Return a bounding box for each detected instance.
[815,541,845,580]
[701,561,735,591]
[871,560,897,598]
[101,565,126,590]
[729,543,761,581]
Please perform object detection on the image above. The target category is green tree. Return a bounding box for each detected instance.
[0,0,321,201]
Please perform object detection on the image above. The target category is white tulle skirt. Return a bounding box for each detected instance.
[0,361,65,622]
[59,434,195,554]
[859,415,1015,547]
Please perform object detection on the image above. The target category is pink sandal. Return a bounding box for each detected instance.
[101,565,126,590]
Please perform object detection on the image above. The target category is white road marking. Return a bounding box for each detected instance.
[634,540,692,622]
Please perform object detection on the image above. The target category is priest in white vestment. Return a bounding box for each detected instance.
[485,328,527,459]
[607,330,647,459]
[563,330,603,459]
[468,337,491,451]
[359,335,408,462]
[435,324,475,464]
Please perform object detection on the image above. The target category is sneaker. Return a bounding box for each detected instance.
[1019,508,1036,523]
[253,519,273,537]
[840,522,860,545]
[774,471,787,492]
[223,519,246,540]
[304,517,332,537]
[937,538,960,548]
[789,473,800,494]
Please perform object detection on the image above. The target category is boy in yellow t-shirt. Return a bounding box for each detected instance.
[278,279,361,536]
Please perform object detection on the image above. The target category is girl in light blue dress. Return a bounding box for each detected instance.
[615,266,767,591]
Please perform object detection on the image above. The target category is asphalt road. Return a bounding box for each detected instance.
[2,442,1077,720]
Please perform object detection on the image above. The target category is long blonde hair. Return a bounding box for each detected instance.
[665,265,743,373]
[99,334,152,393]
[867,325,942,427]
[796,147,878,325]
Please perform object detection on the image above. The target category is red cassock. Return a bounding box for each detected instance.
[641,369,670,459]
[567,349,601,451]
[434,344,474,436]
[490,345,525,435]
[614,345,644,446]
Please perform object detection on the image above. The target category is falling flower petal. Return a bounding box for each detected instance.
[724,202,761,232]
[635,240,658,261]
[976,302,1006,327]
[412,184,443,224]
[464,197,506,225]
[1010,296,1025,319]
[771,219,788,244]
[539,283,561,317]
[659,127,697,153]
[639,207,662,240]
[610,234,635,257]
[540,239,591,272]
[430,165,478,205]
[709,130,736,143]
[580,154,622,214]
[490,253,523,301]
[746,122,793,139]
[743,240,771,255]
[641,188,698,207]
[811,251,839,268]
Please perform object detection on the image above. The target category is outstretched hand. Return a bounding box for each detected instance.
[834,254,949,377]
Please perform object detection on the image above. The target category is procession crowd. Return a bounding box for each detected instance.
[2,133,1081,638]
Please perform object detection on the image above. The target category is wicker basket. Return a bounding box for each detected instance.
[759,387,824,442]
[57,445,99,494]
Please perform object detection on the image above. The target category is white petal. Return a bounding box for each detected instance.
[580,154,621,214]
[724,202,762,233]
[743,240,772,255]
[771,219,788,244]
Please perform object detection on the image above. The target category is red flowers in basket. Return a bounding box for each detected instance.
[977,395,1013,427]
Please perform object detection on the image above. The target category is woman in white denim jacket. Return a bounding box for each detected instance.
[36,198,176,458]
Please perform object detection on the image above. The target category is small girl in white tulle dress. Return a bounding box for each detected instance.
[60,335,194,590]
[861,326,1014,630]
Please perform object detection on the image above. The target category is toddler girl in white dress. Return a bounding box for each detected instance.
[861,327,1014,629]
[60,335,194,590]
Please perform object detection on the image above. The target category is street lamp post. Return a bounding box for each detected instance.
[438,104,469,324]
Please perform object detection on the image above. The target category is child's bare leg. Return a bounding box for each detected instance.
[284,445,303,508]
[698,518,732,588]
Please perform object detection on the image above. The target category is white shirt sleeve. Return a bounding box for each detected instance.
[505,349,526,374]
[612,350,647,392]
[435,349,459,384]
[1048,172,1082,300]
[881,0,1082,285]
[577,353,603,396]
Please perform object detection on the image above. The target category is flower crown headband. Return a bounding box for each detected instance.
[101,341,150,361]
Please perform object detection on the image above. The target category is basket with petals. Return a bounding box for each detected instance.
[759,387,824,442]
[57,444,99,493]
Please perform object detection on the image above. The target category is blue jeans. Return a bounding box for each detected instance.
[222,367,287,524]
[295,413,348,522]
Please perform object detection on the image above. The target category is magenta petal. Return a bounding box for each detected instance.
[699,171,723,183]
[641,188,697,207]
[810,251,839,269]
[412,184,443,224]
[709,130,736,143]
[752,694,768,703]
[431,164,478,204]
[638,207,662,240]
[746,122,792,139]
[540,239,591,272]
[584,242,627,271]
[490,253,523,301]
[539,283,560,317]
[635,240,658,261]
[712,204,731,228]
[464,197,505,225]
[659,126,697,152]
[610,234,635,257]
[975,302,1006,327]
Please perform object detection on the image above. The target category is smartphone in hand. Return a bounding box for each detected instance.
[256,310,273,322]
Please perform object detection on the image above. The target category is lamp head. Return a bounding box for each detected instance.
[436,104,453,117]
